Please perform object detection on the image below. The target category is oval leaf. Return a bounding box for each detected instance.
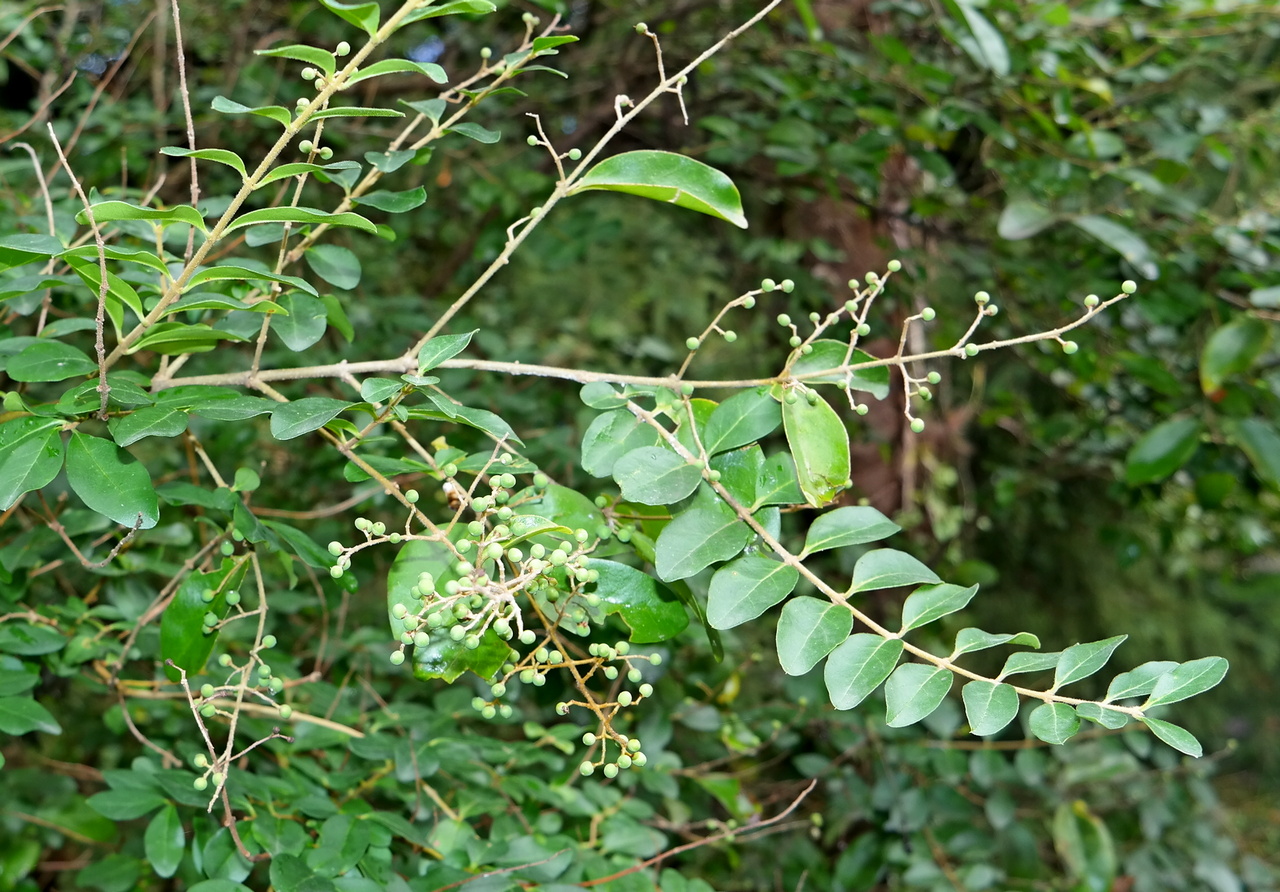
[0,417,66,509]
[962,680,1020,736]
[65,432,159,529]
[7,340,97,382]
[782,389,849,508]
[1143,656,1228,708]
[1053,635,1127,690]
[587,559,689,642]
[654,498,752,582]
[273,293,329,352]
[824,634,903,709]
[775,596,852,676]
[952,627,1041,657]
[706,555,799,630]
[900,583,978,633]
[580,409,661,478]
[790,340,889,399]
[850,548,941,593]
[1071,215,1158,280]
[613,446,702,506]
[802,505,900,557]
[997,200,1055,240]
[304,244,362,290]
[1226,418,1280,490]
[702,387,781,455]
[269,398,352,440]
[1125,417,1201,485]
[1104,660,1177,702]
[1140,716,1202,757]
[1075,703,1130,730]
[1029,702,1081,744]
[884,663,952,727]
[1200,316,1270,394]
[144,803,185,878]
[573,150,747,229]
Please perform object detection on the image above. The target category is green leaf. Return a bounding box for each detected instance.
[0,696,61,735]
[1124,417,1202,485]
[775,596,852,676]
[1201,316,1270,393]
[587,559,689,642]
[307,815,372,878]
[400,98,447,124]
[6,340,97,382]
[849,548,941,593]
[185,264,319,297]
[310,106,406,121]
[159,146,247,179]
[1104,660,1177,701]
[318,0,379,35]
[304,244,362,290]
[447,122,501,144]
[1028,702,1081,744]
[108,406,190,447]
[580,409,661,478]
[348,59,447,85]
[952,0,1009,76]
[613,447,701,506]
[754,452,805,507]
[702,387,781,455]
[127,323,245,356]
[997,200,1055,239]
[144,804,185,878]
[254,45,336,76]
[269,398,351,440]
[1143,656,1228,708]
[0,417,65,510]
[884,663,952,727]
[160,563,245,682]
[899,583,978,633]
[254,160,363,189]
[360,378,405,402]
[60,243,170,276]
[66,255,146,324]
[1140,716,1202,757]
[417,330,476,371]
[1226,418,1280,489]
[1000,650,1062,678]
[189,395,276,422]
[1052,801,1117,892]
[411,400,522,445]
[1053,635,1127,690]
[0,233,64,271]
[572,150,747,229]
[65,432,159,529]
[1071,215,1158,280]
[789,341,890,399]
[403,0,497,23]
[273,293,329,352]
[88,787,167,821]
[961,680,1019,736]
[187,881,253,892]
[709,445,762,506]
[412,629,510,683]
[364,150,417,173]
[706,555,799,630]
[654,497,752,582]
[1075,703,1129,730]
[801,505,900,557]
[0,623,67,656]
[782,389,849,507]
[824,634,903,709]
[354,187,428,213]
[225,207,377,235]
[77,200,207,232]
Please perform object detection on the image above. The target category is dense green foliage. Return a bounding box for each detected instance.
[0,1,1275,891]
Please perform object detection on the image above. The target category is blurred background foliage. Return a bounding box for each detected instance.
[2,0,1278,889]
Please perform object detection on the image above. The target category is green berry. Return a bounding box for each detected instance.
[390,651,405,665]
[200,704,216,718]
[329,565,344,579]
[319,146,333,161]
[685,337,700,351]
[279,705,293,719]
[974,290,990,304]
[781,279,795,293]
[301,67,317,80]
[218,654,233,667]
[910,418,925,434]
[776,313,791,326]
[1121,280,1137,294]
[632,752,647,767]
[405,489,420,503]
[568,148,582,161]
[203,612,218,627]
[855,404,869,415]
[857,323,871,336]
[723,330,737,343]
[1084,294,1100,308]
[269,677,284,693]
[220,542,234,556]
[617,691,633,707]
[194,777,208,791]
[579,761,595,776]
[212,772,225,786]
[742,295,756,308]
[200,684,215,699]
[639,683,653,698]
[627,738,642,752]
[617,754,633,769]
[927,371,941,385]
[789,335,802,348]
[603,764,620,778]
[392,604,408,619]
[335,41,351,56]
[201,589,215,603]
[583,732,597,745]
[887,259,902,272]
[921,307,935,321]
[964,344,979,357]
[762,278,777,292]
[519,630,536,645]
[442,463,458,477]
[649,654,663,666]
[533,473,549,489]
[1062,340,1079,354]
[299,139,315,154]
[481,705,496,720]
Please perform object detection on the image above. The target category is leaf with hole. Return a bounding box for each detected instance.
[884,663,952,727]
[702,387,780,455]
[65,432,159,529]
[824,634,902,709]
[962,680,1019,736]
[706,555,798,630]
[801,506,900,557]
[572,150,747,229]
[776,596,852,676]
[1029,702,1081,744]
[613,447,701,506]
[899,583,978,633]
[654,498,752,582]
[782,389,849,507]
[849,548,940,593]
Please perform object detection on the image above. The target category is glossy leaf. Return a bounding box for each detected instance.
[900,583,978,633]
[1053,635,1127,690]
[255,160,362,189]
[269,398,352,441]
[824,634,903,709]
[849,548,941,593]
[160,562,245,682]
[702,387,781,455]
[354,187,428,213]
[588,559,689,642]
[310,106,405,121]
[0,233,64,271]
[412,399,522,445]
[573,150,747,229]
[1071,214,1158,279]
[580,409,662,478]
[304,244,361,290]
[184,264,318,297]
[789,340,890,399]
[709,444,763,506]
[417,330,476,372]
[613,446,701,505]
[754,452,805,507]
[6,340,97,382]
[1124,417,1201,485]
[1144,656,1229,708]
[776,596,852,676]
[1000,650,1062,678]
[782,389,849,507]
[412,629,510,683]
[127,323,245,356]
[108,406,189,448]
[952,0,1009,76]
[1225,418,1280,490]
[447,123,501,144]
[1104,660,1177,701]
[144,804,185,878]
[0,696,61,735]
[65,433,159,529]
[76,200,207,232]
[706,555,799,630]
[801,506,900,557]
[225,207,377,235]
[0,417,65,509]
[654,498,752,582]
[883,663,952,727]
[347,59,447,85]
[159,146,247,179]
[962,680,1019,736]
[997,200,1054,239]
[254,45,335,76]
[273,293,329,352]
[1029,702,1081,744]
[1140,716,1202,757]
[1200,316,1269,394]
[318,0,378,35]
[403,0,497,21]
[87,787,167,821]
[189,395,276,422]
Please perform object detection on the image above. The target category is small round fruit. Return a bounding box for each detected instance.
[910,418,925,434]
[194,777,209,791]
[390,651,406,666]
